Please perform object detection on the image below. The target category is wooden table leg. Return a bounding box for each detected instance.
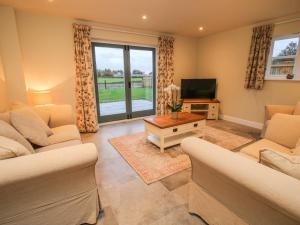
[160,136,165,153]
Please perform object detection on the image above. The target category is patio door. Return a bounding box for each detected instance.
[92,43,156,123]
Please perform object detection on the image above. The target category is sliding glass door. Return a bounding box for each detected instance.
[92,43,156,123]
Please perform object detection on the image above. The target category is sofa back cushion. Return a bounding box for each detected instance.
[0,120,34,153]
[0,136,31,160]
[10,108,53,146]
[294,101,300,115]
[265,113,300,149]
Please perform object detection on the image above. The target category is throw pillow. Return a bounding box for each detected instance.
[10,108,52,146]
[11,107,53,136]
[259,149,300,180]
[0,120,34,153]
[34,107,50,125]
[294,101,300,115]
[0,136,31,160]
[265,113,300,149]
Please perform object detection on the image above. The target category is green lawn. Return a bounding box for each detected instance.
[97,77,143,84]
[99,88,153,103]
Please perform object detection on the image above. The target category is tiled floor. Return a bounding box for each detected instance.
[81,119,261,225]
[99,100,153,116]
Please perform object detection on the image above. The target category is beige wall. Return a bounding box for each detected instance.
[0,55,8,112]
[0,6,27,104]
[16,11,76,106]
[197,21,300,124]
[11,10,198,108]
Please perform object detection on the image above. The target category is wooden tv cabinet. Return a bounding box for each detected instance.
[182,99,220,120]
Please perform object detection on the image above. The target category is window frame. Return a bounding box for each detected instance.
[265,33,300,81]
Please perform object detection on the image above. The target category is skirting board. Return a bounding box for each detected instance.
[220,114,263,130]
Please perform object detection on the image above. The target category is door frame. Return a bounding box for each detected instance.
[92,42,156,123]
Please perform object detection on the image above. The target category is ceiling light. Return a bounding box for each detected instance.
[142,15,147,20]
[199,26,204,31]
[48,0,54,2]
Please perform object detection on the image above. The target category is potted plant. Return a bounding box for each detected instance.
[164,84,183,119]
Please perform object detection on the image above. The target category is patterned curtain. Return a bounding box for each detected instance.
[73,23,98,133]
[244,24,274,90]
[157,36,175,115]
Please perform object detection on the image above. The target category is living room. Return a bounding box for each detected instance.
[0,0,300,225]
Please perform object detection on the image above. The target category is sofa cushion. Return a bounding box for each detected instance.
[10,108,52,146]
[0,112,10,124]
[240,138,292,160]
[0,136,32,160]
[265,113,300,149]
[35,140,82,152]
[48,125,81,145]
[294,101,300,115]
[260,149,300,180]
[0,120,34,153]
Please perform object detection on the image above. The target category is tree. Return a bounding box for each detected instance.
[278,41,298,56]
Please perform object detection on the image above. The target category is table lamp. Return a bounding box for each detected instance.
[31,90,53,106]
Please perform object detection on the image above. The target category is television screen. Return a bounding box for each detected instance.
[181,79,216,99]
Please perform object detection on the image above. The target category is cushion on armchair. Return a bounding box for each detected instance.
[264,113,300,149]
[260,149,300,180]
[10,108,53,146]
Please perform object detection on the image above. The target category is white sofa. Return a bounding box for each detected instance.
[0,105,101,225]
[181,114,300,225]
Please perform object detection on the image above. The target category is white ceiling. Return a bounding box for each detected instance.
[0,0,300,37]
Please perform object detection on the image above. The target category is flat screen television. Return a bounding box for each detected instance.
[181,79,216,99]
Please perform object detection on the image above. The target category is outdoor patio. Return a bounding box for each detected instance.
[99,99,153,116]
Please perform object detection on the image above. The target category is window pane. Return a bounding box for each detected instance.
[130,49,154,112]
[272,37,299,57]
[94,46,126,116]
[270,57,295,75]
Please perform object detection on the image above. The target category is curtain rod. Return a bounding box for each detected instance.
[274,17,300,25]
[91,26,160,38]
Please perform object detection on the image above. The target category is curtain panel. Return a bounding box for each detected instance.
[244,24,274,90]
[157,36,175,115]
[73,23,98,133]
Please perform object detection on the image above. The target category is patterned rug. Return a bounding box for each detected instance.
[109,126,254,184]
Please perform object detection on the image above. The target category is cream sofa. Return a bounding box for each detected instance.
[0,105,101,225]
[182,113,300,225]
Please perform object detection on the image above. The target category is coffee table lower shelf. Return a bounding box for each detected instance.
[146,131,203,152]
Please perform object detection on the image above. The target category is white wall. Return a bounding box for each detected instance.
[197,21,300,124]
[0,6,27,104]
[0,55,8,112]
[12,10,198,107]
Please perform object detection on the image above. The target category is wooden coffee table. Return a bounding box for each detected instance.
[144,112,206,153]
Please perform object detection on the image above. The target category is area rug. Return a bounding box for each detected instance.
[109,126,254,184]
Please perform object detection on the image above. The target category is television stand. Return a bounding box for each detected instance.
[182,99,220,120]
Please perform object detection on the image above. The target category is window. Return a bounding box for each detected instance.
[265,34,300,80]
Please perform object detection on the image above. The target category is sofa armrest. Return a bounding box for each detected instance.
[0,143,97,186]
[181,137,300,222]
[265,105,295,121]
[35,104,76,128]
[0,144,99,220]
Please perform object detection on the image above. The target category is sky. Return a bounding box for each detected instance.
[272,37,299,57]
[95,47,153,74]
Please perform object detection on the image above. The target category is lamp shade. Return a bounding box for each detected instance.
[31,91,53,106]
